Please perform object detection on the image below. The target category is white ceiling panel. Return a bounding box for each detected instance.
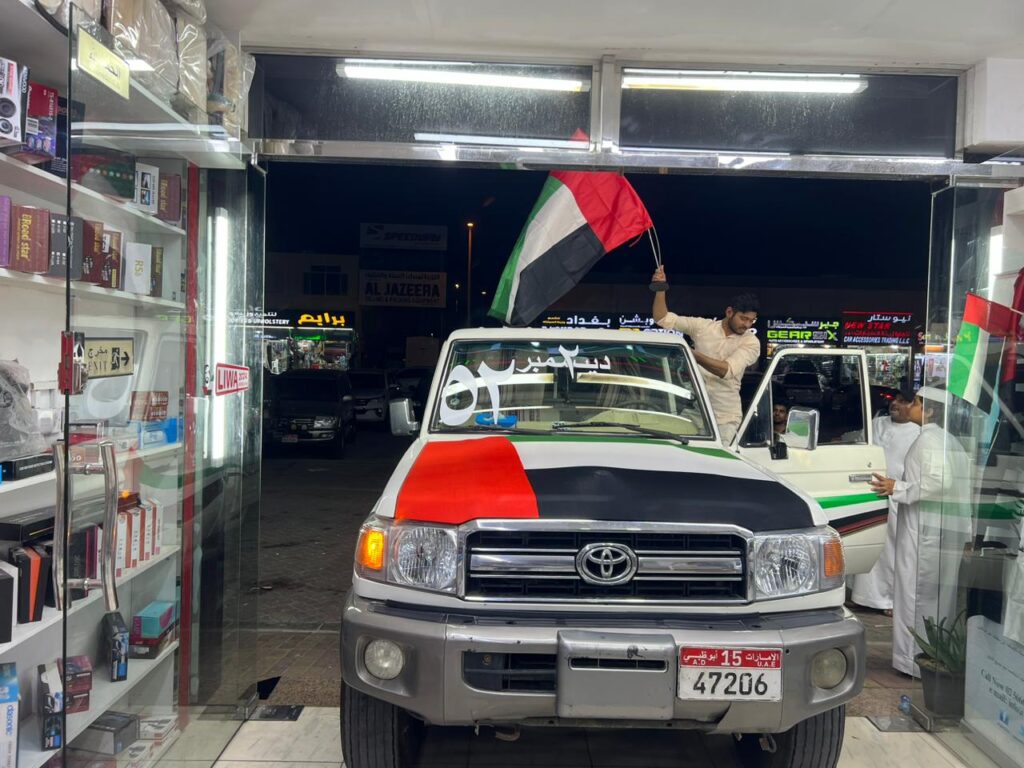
[207,0,1024,68]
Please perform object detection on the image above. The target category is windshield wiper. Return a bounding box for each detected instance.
[551,421,689,445]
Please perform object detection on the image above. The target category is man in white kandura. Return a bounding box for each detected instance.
[869,387,973,677]
[650,266,760,444]
[850,391,920,615]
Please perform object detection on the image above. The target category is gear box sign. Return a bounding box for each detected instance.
[213,363,250,396]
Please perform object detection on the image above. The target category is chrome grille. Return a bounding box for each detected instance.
[464,530,748,602]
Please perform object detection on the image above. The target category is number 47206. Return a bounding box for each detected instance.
[691,670,770,697]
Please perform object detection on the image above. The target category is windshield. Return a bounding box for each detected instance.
[276,377,339,402]
[429,339,712,439]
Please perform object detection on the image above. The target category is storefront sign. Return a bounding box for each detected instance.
[359,223,448,251]
[231,309,353,329]
[297,311,348,328]
[764,318,839,346]
[538,312,681,335]
[213,363,250,396]
[83,338,135,379]
[965,616,1024,758]
[77,29,130,100]
[359,270,446,308]
[841,311,914,346]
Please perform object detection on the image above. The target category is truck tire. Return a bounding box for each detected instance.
[341,684,422,768]
[735,705,845,768]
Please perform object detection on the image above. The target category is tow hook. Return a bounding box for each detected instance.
[758,734,778,753]
[494,725,521,742]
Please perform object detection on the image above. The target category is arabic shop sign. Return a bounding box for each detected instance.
[764,318,839,346]
[359,270,447,309]
[229,309,351,328]
[841,311,914,346]
[539,313,680,334]
[359,223,448,251]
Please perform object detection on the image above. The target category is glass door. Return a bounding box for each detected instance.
[34,7,262,768]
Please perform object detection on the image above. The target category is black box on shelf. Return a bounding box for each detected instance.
[44,96,85,179]
[71,710,138,755]
[0,507,55,546]
[0,563,14,644]
[48,214,85,281]
[58,655,94,695]
[102,611,129,681]
[8,544,50,623]
[38,661,64,750]
[1,452,55,481]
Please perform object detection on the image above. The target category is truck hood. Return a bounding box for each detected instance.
[377,435,818,532]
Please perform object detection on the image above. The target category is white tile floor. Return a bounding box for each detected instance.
[173,707,996,768]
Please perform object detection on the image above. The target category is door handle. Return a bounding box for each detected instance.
[53,440,120,611]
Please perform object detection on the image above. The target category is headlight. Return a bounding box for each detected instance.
[355,517,459,594]
[313,416,338,428]
[752,528,844,600]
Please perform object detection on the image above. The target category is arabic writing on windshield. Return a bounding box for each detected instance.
[433,340,711,437]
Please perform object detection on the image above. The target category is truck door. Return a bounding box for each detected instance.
[733,348,887,574]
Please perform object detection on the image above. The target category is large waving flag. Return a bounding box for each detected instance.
[948,293,1017,411]
[488,171,653,327]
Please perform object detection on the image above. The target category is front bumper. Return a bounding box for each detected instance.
[341,594,865,733]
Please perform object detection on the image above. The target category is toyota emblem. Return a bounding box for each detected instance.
[576,542,638,586]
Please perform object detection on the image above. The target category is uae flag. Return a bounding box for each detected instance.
[948,293,1017,410]
[488,171,653,326]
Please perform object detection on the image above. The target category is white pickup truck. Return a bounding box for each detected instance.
[341,328,888,768]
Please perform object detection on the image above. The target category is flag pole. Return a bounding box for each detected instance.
[648,227,669,292]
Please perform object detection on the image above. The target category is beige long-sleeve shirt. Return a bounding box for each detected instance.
[656,313,760,432]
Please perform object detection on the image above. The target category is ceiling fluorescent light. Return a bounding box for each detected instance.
[339,63,585,92]
[414,132,588,149]
[622,70,866,94]
[127,58,154,72]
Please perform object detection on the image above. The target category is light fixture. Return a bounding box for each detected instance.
[339,60,586,92]
[413,132,588,149]
[622,69,867,95]
[466,222,475,229]
[126,58,154,73]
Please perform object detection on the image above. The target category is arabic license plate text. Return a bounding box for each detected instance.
[281,434,299,444]
[678,647,782,702]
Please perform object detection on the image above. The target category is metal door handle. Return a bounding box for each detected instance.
[53,440,120,611]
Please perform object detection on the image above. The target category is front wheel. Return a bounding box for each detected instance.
[341,684,422,768]
[735,705,845,768]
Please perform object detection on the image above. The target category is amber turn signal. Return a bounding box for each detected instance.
[823,536,845,579]
[357,528,386,571]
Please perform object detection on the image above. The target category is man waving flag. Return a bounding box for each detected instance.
[488,171,653,327]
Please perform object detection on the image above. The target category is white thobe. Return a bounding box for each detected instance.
[850,416,921,610]
[890,423,974,676]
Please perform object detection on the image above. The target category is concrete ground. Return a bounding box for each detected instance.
[256,430,920,719]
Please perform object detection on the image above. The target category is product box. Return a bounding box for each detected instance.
[0,195,10,268]
[9,545,50,623]
[68,526,100,599]
[114,511,128,579]
[133,163,159,215]
[137,714,175,741]
[72,710,138,755]
[123,242,151,295]
[58,655,94,695]
[129,391,168,422]
[47,214,84,280]
[156,173,180,224]
[141,504,154,560]
[0,58,29,148]
[66,690,90,714]
[71,147,136,200]
[128,508,141,569]
[131,600,175,639]
[1,453,55,481]
[10,204,50,273]
[102,612,129,682]
[129,623,175,660]
[38,661,64,750]
[136,504,148,563]
[145,498,162,556]
[150,245,163,297]
[80,219,105,284]
[102,229,123,289]
[0,564,14,644]
[44,97,85,179]
[5,81,58,165]
[0,663,19,768]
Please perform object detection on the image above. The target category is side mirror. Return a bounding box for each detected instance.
[784,408,819,451]
[390,398,420,437]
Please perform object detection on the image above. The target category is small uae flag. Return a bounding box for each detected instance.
[948,293,1017,410]
[489,171,653,326]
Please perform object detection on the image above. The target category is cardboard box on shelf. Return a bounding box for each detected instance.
[71,147,136,201]
[4,81,58,165]
[80,219,106,284]
[58,655,94,695]
[10,204,50,273]
[101,228,124,289]
[0,58,29,149]
[0,195,10,267]
[133,162,159,215]
[123,242,152,295]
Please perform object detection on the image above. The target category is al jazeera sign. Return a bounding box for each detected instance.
[359,270,447,309]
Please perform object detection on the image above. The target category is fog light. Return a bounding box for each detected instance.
[364,639,404,680]
[811,649,848,690]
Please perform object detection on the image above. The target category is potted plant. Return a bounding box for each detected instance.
[912,611,967,718]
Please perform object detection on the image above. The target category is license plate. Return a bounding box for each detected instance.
[281,434,299,444]
[678,647,782,702]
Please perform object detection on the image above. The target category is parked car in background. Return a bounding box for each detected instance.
[392,367,433,419]
[350,370,393,424]
[266,369,356,456]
